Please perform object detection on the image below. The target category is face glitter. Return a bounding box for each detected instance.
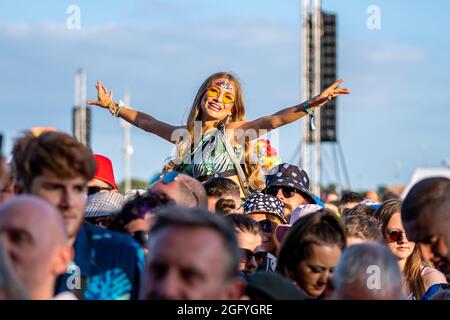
[213,80,234,92]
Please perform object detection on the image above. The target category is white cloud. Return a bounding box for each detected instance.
[1,22,29,37]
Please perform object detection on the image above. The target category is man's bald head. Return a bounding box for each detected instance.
[0,195,68,244]
[152,173,208,209]
[0,195,72,299]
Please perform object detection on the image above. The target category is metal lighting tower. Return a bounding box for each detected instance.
[301,0,322,195]
[121,94,133,193]
[72,69,91,146]
[301,2,347,193]
[300,0,311,175]
[312,0,322,195]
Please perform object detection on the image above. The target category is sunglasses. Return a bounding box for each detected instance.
[239,248,268,265]
[132,230,149,246]
[150,171,199,207]
[386,229,407,243]
[265,186,297,198]
[87,186,113,196]
[258,219,277,234]
[206,86,235,104]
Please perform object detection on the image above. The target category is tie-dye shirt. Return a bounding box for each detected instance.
[55,222,144,300]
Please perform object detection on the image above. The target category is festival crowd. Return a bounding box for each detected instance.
[0,72,449,300]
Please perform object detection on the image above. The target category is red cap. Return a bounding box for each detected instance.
[93,154,117,189]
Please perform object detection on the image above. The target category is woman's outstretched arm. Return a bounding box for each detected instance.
[87,81,184,143]
[228,79,350,133]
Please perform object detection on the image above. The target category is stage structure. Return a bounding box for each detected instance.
[72,69,91,146]
[301,0,350,195]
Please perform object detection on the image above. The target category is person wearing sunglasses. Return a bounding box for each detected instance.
[225,214,265,277]
[88,74,349,197]
[150,171,208,209]
[86,154,118,196]
[374,199,447,300]
[107,190,175,253]
[243,193,287,272]
[264,163,320,222]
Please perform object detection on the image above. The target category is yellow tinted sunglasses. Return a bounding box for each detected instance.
[206,86,235,104]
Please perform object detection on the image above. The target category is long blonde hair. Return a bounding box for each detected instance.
[165,72,265,191]
[403,244,426,299]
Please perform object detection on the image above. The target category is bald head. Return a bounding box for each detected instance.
[152,173,208,209]
[0,195,67,244]
[0,195,72,299]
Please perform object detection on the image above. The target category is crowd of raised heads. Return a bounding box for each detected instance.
[0,72,449,300]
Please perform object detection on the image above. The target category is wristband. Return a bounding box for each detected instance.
[108,102,118,116]
[114,105,122,117]
[304,101,316,130]
[114,100,128,118]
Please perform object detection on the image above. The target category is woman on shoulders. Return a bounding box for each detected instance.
[88,72,349,195]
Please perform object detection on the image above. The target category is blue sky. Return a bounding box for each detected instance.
[1,0,449,191]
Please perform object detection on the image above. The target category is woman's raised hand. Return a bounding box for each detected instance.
[312,79,350,107]
[87,81,114,108]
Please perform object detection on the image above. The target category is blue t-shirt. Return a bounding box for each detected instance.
[55,222,144,300]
